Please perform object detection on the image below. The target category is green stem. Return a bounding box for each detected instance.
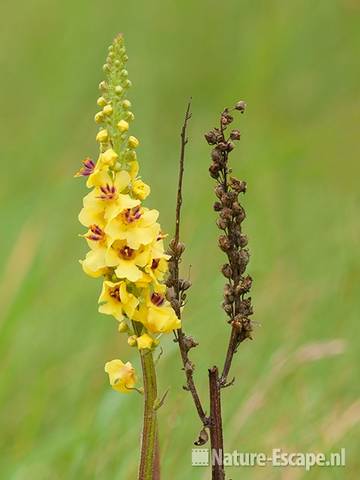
[138,350,159,480]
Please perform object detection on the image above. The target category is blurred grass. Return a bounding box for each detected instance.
[0,0,359,478]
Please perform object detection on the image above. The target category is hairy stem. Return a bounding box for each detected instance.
[138,350,159,480]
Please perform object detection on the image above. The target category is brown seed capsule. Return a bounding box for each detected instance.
[209,163,220,179]
[217,218,228,230]
[221,110,234,126]
[204,130,218,145]
[222,302,233,316]
[239,233,248,247]
[235,100,246,113]
[220,207,232,221]
[218,235,231,252]
[215,185,225,199]
[213,201,222,212]
[221,264,232,278]
[236,275,253,294]
[230,177,247,193]
[217,142,228,152]
[233,203,246,222]
[211,147,222,162]
[238,249,250,274]
[227,141,235,152]
[169,239,185,256]
[230,129,241,141]
[238,298,253,316]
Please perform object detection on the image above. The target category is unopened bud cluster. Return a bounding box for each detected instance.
[205,102,253,340]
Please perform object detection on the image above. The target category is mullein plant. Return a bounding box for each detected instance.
[75,33,254,480]
[75,34,180,479]
[167,100,254,480]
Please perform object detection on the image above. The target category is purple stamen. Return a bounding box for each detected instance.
[151,292,165,307]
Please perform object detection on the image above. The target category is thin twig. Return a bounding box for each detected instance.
[169,100,209,428]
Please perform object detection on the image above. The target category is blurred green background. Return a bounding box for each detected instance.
[1,0,359,478]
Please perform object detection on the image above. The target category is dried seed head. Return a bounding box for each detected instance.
[230,177,247,193]
[230,129,241,141]
[211,147,222,162]
[221,263,233,278]
[213,201,222,212]
[215,185,225,199]
[204,130,218,145]
[238,249,250,274]
[235,100,246,113]
[169,239,185,256]
[221,110,234,126]
[236,275,253,294]
[209,163,220,179]
[222,302,233,316]
[217,218,228,230]
[218,235,231,252]
[238,233,248,248]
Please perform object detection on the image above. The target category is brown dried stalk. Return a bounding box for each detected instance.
[169,100,254,480]
[167,100,209,431]
[206,101,254,387]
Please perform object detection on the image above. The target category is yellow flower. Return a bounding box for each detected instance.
[105,359,136,393]
[132,179,150,200]
[128,136,139,148]
[105,240,151,282]
[79,171,139,227]
[136,333,154,350]
[105,207,160,249]
[96,129,109,143]
[98,280,139,321]
[134,291,181,333]
[117,120,129,132]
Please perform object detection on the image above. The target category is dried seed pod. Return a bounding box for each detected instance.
[183,335,199,351]
[211,147,222,162]
[218,235,231,252]
[235,100,246,113]
[217,218,228,230]
[238,298,253,316]
[230,129,241,141]
[238,249,250,273]
[238,233,248,248]
[213,201,222,212]
[222,302,233,316]
[221,263,232,278]
[235,275,253,294]
[232,202,246,222]
[215,185,225,199]
[205,130,218,145]
[209,163,220,179]
[230,177,247,193]
[221,109,234,126]
[169,239,186,256]
[220,207,232,221]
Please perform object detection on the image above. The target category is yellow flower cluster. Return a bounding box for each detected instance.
[76,34,180,393]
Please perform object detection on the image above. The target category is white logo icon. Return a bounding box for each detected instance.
[192,448,210,466]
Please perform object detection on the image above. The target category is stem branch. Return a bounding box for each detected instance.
[138,351,159,480]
